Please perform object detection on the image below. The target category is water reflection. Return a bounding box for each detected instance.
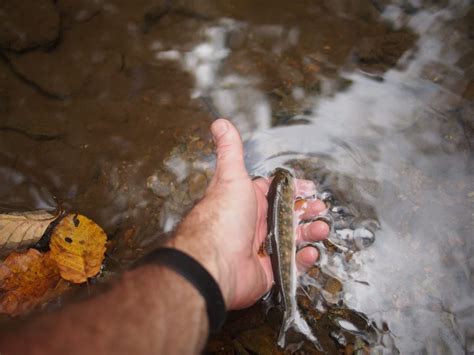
[0,0,472,352]
[159,2,472,353]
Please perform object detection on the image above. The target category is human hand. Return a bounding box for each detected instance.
[171,119,329,310]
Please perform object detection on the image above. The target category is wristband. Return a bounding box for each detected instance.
[139,248,227,333]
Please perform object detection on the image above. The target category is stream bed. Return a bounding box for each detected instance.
[1,0,473,353]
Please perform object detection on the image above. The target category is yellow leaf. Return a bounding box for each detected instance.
[0,248,65,316]
[0,211,58,254]
[49,214,107,283]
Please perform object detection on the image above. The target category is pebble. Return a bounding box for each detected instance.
[146,172,174,197]
[353,227,375,249]
[188,172,208,200]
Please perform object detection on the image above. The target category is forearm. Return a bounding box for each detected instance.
[0,118,325,354]
[0,256,208,354]
[0,198,231,355]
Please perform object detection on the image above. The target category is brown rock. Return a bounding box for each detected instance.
[355,30,416,73]
[188,172,208,201]
[147,171,174,198]
[205,338,234,354]
[463,80,474,101]
[323,0,381,22]
[0,90,9,114]
[237,326,283,355]
[58,0,103,25]
[5,45,123,99]
[324,277,343,294]
[226,28,247,51]
[232,340,250,355]
[0,0,60,52]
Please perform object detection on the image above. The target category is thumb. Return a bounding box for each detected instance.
[211,119,248,182]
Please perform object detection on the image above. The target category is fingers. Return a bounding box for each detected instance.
[297,220,330,243]
[210,119,248,182]
[295,197,329,273]
[295,197,329,243]
[296,199,327,220]
[296,246,319,272]
[254,177,327,275]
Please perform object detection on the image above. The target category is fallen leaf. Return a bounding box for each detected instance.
[0,211,58,254]
[0,249,65,316]
[49,214,107,283]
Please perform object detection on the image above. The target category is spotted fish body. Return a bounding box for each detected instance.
[267,168,317,348]
[267,169,296,313]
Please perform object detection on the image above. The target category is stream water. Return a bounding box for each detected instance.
[0,0,473,353]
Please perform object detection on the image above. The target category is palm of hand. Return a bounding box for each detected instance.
[192,119,329,310]
[207,175,328,310]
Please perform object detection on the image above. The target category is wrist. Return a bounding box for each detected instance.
[166,220,234,309]
[139,247,226,333]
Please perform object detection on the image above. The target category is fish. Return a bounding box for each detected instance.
[266,168,319,349]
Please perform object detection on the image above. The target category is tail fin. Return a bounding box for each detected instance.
[277,311,294,348]
[277,310,322,350]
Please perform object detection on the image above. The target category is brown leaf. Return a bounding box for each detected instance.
[0,211,58,254]
[0,248,65,316]
[49,214,107,283]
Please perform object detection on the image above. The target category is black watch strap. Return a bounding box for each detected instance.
[140,248,227,333]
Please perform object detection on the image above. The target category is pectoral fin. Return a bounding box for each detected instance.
[258,233,274,256]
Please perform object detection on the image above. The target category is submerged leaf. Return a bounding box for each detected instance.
[0,248,65,316]
[0,211,58,253]
[49,214,107,283]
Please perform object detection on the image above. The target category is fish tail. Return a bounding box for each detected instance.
[277,310,322,350]
[277,310,294,348]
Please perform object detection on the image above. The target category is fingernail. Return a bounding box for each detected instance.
[211,119,228,137]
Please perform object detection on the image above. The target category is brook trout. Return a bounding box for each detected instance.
[267,168,318,348]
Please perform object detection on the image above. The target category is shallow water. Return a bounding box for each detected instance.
[1,0,473,353]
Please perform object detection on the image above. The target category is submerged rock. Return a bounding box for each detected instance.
[353,227,375,250]
[58,0,103,24]
[187,172,208,200]
[0,90,9,114]
[237,326,284,355]
[0,0,60,52]
[5,48,123,99]
[146,171,174,198]
[354,30,417,74]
